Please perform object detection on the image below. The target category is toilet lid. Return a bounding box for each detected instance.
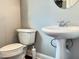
[0,43,24,51]
[16,29,36,32]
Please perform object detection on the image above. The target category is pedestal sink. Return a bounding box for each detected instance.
[42,26,79,59]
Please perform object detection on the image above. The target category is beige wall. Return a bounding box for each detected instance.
[0,0,21,47]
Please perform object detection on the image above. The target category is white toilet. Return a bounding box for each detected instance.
[0,29,36,59]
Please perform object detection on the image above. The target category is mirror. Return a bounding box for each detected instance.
[54,0,78,9]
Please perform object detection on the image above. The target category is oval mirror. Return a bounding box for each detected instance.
[54,0,78,9]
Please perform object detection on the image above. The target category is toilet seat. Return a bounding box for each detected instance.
[0,43,25,58]
[0,43,24,51]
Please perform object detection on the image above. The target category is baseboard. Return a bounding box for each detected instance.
[27,52,55,59]
[37,52,55,59]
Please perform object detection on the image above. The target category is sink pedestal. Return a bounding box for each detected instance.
[56,39,66,59]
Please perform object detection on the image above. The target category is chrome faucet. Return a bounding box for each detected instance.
[58,20,70,26]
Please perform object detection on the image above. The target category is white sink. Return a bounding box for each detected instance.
[42,26,79,39]
[42,26,79,59]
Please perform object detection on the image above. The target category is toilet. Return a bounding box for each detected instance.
[0,29,36,59]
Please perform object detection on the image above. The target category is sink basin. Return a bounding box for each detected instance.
[42,26,79,59]
[42,26,79,39]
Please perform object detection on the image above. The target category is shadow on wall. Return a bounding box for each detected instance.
[35,31,43,52]
[34,30,56,57]
[20,0,30,28]
[71,39,79,59]
[15,31,21,43]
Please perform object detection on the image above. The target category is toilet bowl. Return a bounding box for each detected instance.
[0,29,36,59]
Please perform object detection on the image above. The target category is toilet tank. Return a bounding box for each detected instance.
[16,29,36,45]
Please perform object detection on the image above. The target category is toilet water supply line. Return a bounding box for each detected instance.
[51,38,73,50]
[32,46,37,59]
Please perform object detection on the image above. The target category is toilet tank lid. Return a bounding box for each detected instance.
[16,29,36,33]
[0,43,25,51]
